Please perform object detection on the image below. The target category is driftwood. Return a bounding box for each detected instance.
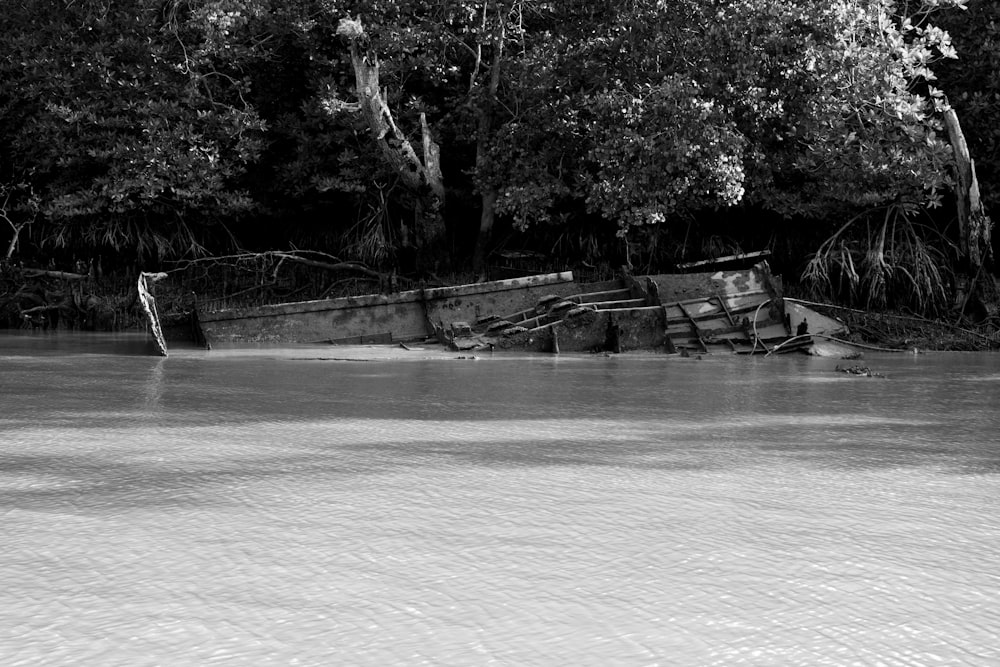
[22,268,88,280]
[169,250,390,281]
[272,252,382,280]
[19,304,63,315]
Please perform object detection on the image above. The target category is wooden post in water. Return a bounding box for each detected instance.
[138,272,168,357]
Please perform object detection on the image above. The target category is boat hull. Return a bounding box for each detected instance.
[144,262,847,356]
[195,272,583,347]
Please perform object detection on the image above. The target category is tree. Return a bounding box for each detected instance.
[489,1,961,226]
[934,0,999,268]
[325,2,531,274]
[0,0,983,305]
[0,0,266,261]
[335,16,446,271]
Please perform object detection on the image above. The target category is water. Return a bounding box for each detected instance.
[2,331,999,666]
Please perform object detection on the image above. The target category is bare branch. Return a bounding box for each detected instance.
[337,17,445,205]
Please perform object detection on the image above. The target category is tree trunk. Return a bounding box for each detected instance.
[470,7,506,279]
[473,189,497,280]
[339,19,446,271]
[944,106,993,271]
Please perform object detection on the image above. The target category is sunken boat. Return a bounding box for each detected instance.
[437,261,844,355]
[143,258,846,356]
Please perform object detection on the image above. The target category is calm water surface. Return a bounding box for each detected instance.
[1,332,999,666]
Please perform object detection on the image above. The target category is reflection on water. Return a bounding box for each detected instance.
[2,331,999,665]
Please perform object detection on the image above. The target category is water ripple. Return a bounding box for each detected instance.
[2,341,999,665]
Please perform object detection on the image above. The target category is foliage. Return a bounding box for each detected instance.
[934,0,1000,213]
[586,79,747,235]
[0,0,268,259]
[0,0,986,314]
[488,0,966,241]
[727,0,962,217]
[802,203,953,313]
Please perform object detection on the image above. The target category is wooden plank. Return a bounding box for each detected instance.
[573,289,634,302]
[500,288,634,324]
[715,291,737,325]
[676,250,771,271]
[201,271,576,321]
[660,306,677,353]
[664,300,765,325]
[328,332,393,345]
[677,302,709,353]
[658,289,769,310]
[590,298,648,309]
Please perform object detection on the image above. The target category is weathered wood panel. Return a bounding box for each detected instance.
[645,263,778,303]
[197,272,578,346]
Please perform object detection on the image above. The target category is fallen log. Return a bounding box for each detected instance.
[19,304,63,314]
[272,252,383,280]
[22,268,88,280]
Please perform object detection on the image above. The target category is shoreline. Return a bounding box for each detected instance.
[2,328,995,362]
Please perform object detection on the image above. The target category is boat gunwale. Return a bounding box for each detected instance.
[198,271,575,323]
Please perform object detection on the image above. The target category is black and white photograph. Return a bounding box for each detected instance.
[2,1,999,664]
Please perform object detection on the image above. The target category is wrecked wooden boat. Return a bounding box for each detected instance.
[144,261,846,356]
[437,261,845,355]
[188,271,611,349]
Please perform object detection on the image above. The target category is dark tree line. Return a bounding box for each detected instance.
[1,0,995,315]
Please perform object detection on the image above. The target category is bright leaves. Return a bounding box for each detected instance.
[586,80,747,236]
[487,0,967,236]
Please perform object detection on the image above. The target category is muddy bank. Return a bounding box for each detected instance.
[786,298,1000,352]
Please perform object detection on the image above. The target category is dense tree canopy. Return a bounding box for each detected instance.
[0,1,267,258]
[1,0,992,311]
[936,0,1000,212]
